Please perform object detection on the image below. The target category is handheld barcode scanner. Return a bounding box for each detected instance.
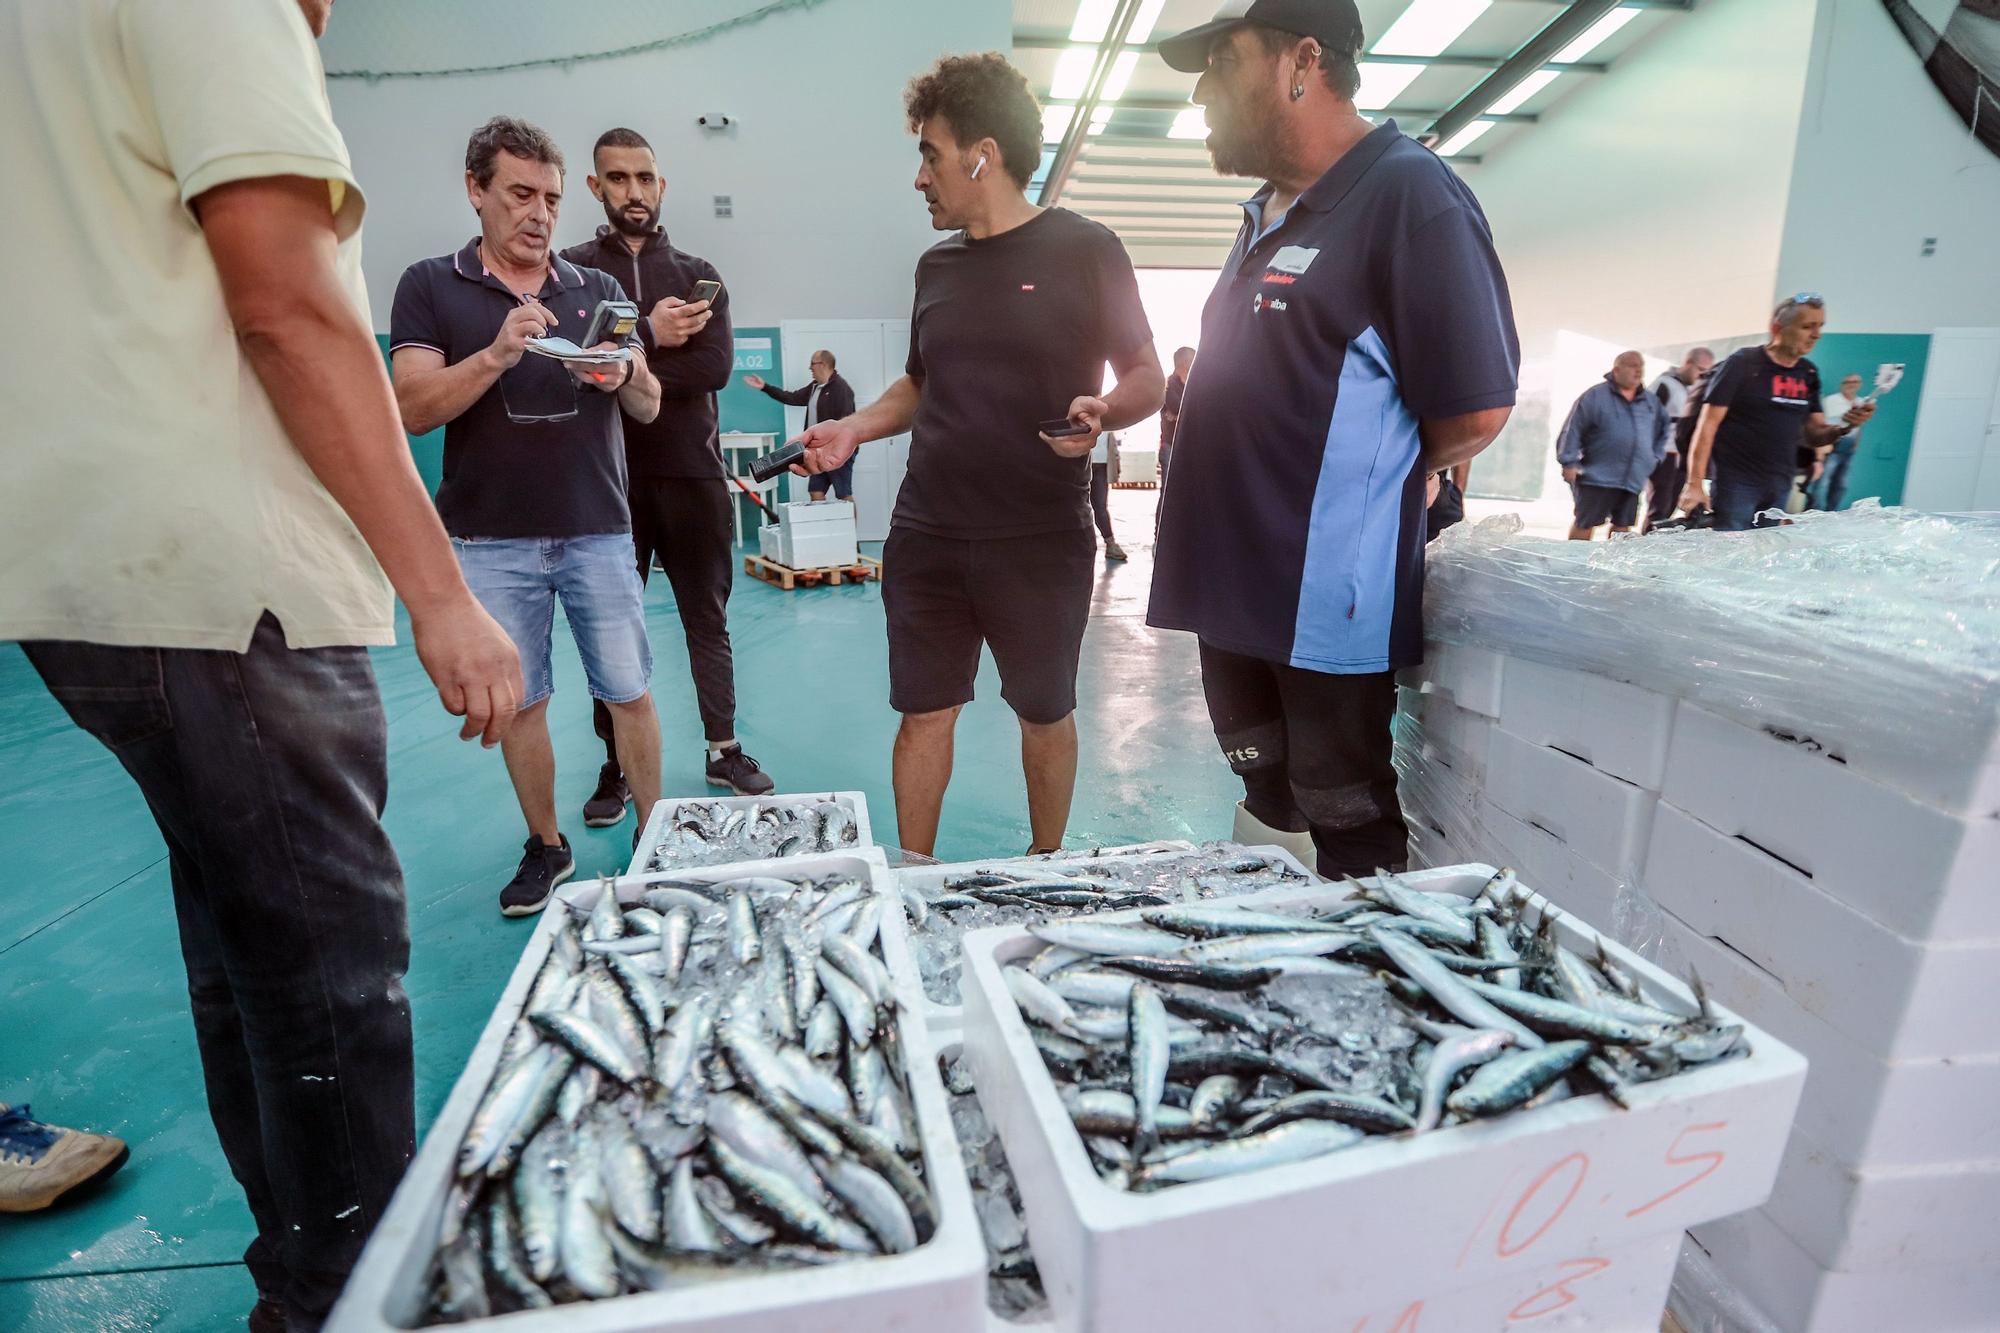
[582,299,640,348]
[749,440,807,483]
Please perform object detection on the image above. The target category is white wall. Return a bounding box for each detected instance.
[1776,0,2000,334]
[325,0,1011,329]
[1448,0,1816,499]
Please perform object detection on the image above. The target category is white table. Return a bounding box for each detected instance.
[719,432,779,547]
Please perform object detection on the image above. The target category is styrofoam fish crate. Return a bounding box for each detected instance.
[1396,685,1496,782]
[1397,640,1506,718]
[1647,905,2000,1171]
[882,844,1314,1036]
[627,790,872,877]
[328,849,987,1333]
[1496,658,1678,791]
[1760,1119,2000,1273]
[1660,704,2000,945]
[958,864,1806,1333]
[1689,1206,2000,1333]
[1484,727,1658,878]
[1642,800,1999,1062]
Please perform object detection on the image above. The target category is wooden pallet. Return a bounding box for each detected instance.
[744,553,883,590]
[1110,480,1158,490]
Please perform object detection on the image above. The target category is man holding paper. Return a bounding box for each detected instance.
[391,116,665,916]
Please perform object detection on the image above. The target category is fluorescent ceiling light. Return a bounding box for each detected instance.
[1486,68,1558,115]
[1043,104,1077,143]
[1352,61,1426,112]
[1070,0,1169,45]
[1439,119,1496,157]
[1373,0,1492,58]
[1051,47,1140,101]
[1087,106,1115,136]
[1167,107,1208,140]
[1553,7,1639,64]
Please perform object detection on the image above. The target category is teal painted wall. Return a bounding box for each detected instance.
[379,334,445,495]
[1809,333,1931,508]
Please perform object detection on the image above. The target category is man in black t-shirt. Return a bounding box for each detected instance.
[391,118,666,916]
[1681,295,1875,531]
[794,54,1164,857]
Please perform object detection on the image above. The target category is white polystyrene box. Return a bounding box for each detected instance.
[883,844,1306,1035]
[328,850,988,1333]
[1472,798,1626,931]
[1642,801,2000,1062]
[1760,1120,2000,1273]
[757,523,784,564]
[959,865,1805,1333]
[787,529,860,570]
[1398,640,1506,718]
[1496,658,1677,791]
[1648,907,2000,1172]
[628,791,872,876]
[1397,685,1496,782]
[1688,1207,2000,1333]
[1660,704,2000,944]
[1484,727,1658,878]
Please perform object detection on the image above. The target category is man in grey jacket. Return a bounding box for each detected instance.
[1557,350,1670,540]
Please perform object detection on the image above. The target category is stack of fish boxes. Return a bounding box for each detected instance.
[1400,639,2000,1331]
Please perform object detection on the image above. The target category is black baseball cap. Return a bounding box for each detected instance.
[1158,0,1365,74]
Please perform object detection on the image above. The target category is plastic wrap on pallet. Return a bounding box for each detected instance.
[1422,504,2000,784]
[1666,1236,1786,1333]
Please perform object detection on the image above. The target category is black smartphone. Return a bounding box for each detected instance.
[1038,417,1091,438]
[690,279,723,305]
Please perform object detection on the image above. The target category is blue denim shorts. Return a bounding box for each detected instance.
[452,533,652,708]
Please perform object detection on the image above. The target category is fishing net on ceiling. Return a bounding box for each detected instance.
[1881,0,2000,158]
[318,0,833,80]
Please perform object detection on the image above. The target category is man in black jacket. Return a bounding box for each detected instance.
[745,351,858,499]
[563,127,774,819]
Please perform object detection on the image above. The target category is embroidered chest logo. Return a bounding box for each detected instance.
[1020,284,1036,292]
[1771,374,1811,402]
[1251,291,1289,314]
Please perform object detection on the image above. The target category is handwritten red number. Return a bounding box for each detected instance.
[1507,1257,1613,1321]
[1625,1122,1728,1220]
[1497,1153,1589,1258]
[1349,1303,1423,1333]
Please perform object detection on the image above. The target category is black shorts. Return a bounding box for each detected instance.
[882,526,1093,724]
[1572,482,1641,529]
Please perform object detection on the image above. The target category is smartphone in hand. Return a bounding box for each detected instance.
[690,279,722,305]
[1038,417,1091,438]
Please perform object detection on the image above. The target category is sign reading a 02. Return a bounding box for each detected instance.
[732,334,776,374]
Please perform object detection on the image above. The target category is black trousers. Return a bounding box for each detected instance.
[596,477,737,757]
[1197,640,1408,878]
[23,614,414,1329]
[1089,462,1115,542]
[1645,449,1686,529]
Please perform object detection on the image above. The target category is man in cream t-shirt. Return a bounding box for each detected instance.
[0,0,520,1325]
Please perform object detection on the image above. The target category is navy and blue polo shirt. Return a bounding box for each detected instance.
[390,238,637,539]
[1148,121,1518,675]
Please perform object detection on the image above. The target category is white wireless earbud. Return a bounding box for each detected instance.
[970,155,988,180]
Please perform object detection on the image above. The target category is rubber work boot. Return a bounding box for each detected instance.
[1231,800,1319,870]
[581,761,630,827]
[0,1104,130,1212]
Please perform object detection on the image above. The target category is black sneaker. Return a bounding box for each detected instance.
[581,762,630,827]
[706,745,775,797]
[247,1297,286,1333]
[499,835,575,917]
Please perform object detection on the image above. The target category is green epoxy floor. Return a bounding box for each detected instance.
[0,490,1236,1329]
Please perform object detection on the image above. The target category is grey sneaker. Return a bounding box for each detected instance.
[0,1104,130,1213]
[1103,540,1128,562]
[499,834,575,917]
[706,745,775,797]
[582,762,630,827]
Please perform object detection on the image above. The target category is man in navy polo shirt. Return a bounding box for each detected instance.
[391,117,665,916]
[1151,0,1519,877]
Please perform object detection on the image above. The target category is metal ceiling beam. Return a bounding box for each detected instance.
[1421,0,1626,147]
[1079,97,1543,123]
[1013,31,1610,72]
[1037,0,1146,206]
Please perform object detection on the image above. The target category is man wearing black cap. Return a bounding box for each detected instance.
[1148,0,1520,877]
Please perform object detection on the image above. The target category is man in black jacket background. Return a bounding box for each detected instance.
[745,351,858,500]
[563,127,775,818]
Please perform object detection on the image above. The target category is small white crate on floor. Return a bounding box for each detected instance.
[627,790,872,876]
[1642,800,1998,1062]
[1397,640,1506,717]
[959,865,1805,1333]
[328,850,988,1333]
[1660,703,2000,944]
[884,843,1310,1034]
